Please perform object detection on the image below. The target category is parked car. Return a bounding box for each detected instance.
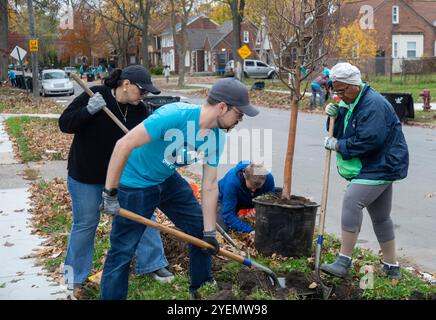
[64,67,77,76]
[38,69,74,97]
[224,59,278,79]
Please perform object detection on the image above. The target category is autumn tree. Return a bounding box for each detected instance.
[336,19,377,63]
[168,0,195,87]
[256,0,340,199]
[0,0,8,81]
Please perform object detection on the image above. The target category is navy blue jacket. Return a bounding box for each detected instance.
[329,84,409,181]
[218,161,275,233]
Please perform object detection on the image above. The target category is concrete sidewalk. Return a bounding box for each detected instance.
[0,119,68,300]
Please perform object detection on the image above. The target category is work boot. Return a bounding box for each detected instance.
[381,262,401,279]
[189,290,201,300]
[320,255,352,278]
[152,267,174,283]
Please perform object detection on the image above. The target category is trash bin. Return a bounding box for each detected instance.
[87,73,95,82]
[380,92,414,121]
[143,96,181,113]
[15,75,24,88]
[251,81,265,91]
[25,76,33,91]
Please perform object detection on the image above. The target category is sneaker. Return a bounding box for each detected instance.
[152,267,174,283]
[320,255,352,278]
[381,263,401,279]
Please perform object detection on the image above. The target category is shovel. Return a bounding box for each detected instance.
[72,75,282,288]
[314,114,336,300]
[118,208,282,288]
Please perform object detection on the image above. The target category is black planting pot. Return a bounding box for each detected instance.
[253,196,319,257]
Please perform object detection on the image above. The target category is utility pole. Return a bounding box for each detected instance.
[27,0,38,98]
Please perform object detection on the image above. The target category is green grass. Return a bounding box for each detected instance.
[408,110,436,125]
[4,117,40,162]
[242,73,436,103]
[369,74,436,103]
[33,179,435,300]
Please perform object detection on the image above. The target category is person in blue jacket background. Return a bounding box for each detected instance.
[321,62,409,280]
[216,161,275,236]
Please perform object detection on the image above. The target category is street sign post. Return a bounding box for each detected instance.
[238,44,252,60]
[29,39,38,52]
[10,46,27,61]
[9,46,29,92]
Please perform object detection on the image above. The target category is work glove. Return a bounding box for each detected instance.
[324,136,337,151]
[99,192,120,216]
[325,103,339,117]
[86,92,106,115]
[202,230,220,255]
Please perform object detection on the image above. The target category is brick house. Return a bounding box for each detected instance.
[159,15,269,74]
[340,0,436,73]
[160,14,219,73]
[203,19,260,73]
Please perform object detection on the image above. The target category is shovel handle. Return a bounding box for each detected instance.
[318,116,335,235]
[119,208,245,264]
[70,73,129,134]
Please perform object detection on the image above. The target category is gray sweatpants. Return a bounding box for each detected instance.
[341,183,395,243]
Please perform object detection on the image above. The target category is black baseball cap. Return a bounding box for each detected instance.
[208,78,259,117]
[120,65,161,95]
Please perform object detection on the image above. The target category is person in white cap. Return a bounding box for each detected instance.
[321,62,409,280]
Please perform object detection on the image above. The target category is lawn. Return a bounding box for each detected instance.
[4,116,72,162]
[28,177,436,300]
[0,87,65,114]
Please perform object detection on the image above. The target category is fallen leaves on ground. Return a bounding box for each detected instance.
[7,118,72,162]
[0,88,64,114]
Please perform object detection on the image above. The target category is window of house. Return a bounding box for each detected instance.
[407,41,416,58]
[243,31,249,43]
[393,42,398,58]
[392,6,399,24]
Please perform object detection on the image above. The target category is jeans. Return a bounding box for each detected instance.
[100,171,212,300]
[64,176,167,286]
[311,84,324,109]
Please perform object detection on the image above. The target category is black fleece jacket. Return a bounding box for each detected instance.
[59,85,150,184]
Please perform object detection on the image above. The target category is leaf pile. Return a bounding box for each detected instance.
[0,90,64,114]
[7,118,72,162]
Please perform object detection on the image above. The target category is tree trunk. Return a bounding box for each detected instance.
[231,0,244,80]
[0,0,9,82]
[282,0,305,200]
[140,0,151,68]
[178,18,187,87]
[282,67,301,200]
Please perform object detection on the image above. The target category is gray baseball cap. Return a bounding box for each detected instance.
[208,78,259,117]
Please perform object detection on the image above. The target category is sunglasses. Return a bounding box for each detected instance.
[132,83,149,95]
[229,106,244,120]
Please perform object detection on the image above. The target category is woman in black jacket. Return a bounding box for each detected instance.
[59,65,173,294]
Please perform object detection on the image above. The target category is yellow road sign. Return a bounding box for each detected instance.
[29,39,38,52]
[238,44,252,60]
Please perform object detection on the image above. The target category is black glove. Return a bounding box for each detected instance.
[202,230,220,255]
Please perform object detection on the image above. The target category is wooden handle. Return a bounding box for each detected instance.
[70,73,129,134]
[318,116,336,235]
[119,208,245,264]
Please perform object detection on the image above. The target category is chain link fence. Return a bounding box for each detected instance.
[324,56,436,82]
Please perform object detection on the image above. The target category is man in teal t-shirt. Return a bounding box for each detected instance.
[99,78,259,300]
